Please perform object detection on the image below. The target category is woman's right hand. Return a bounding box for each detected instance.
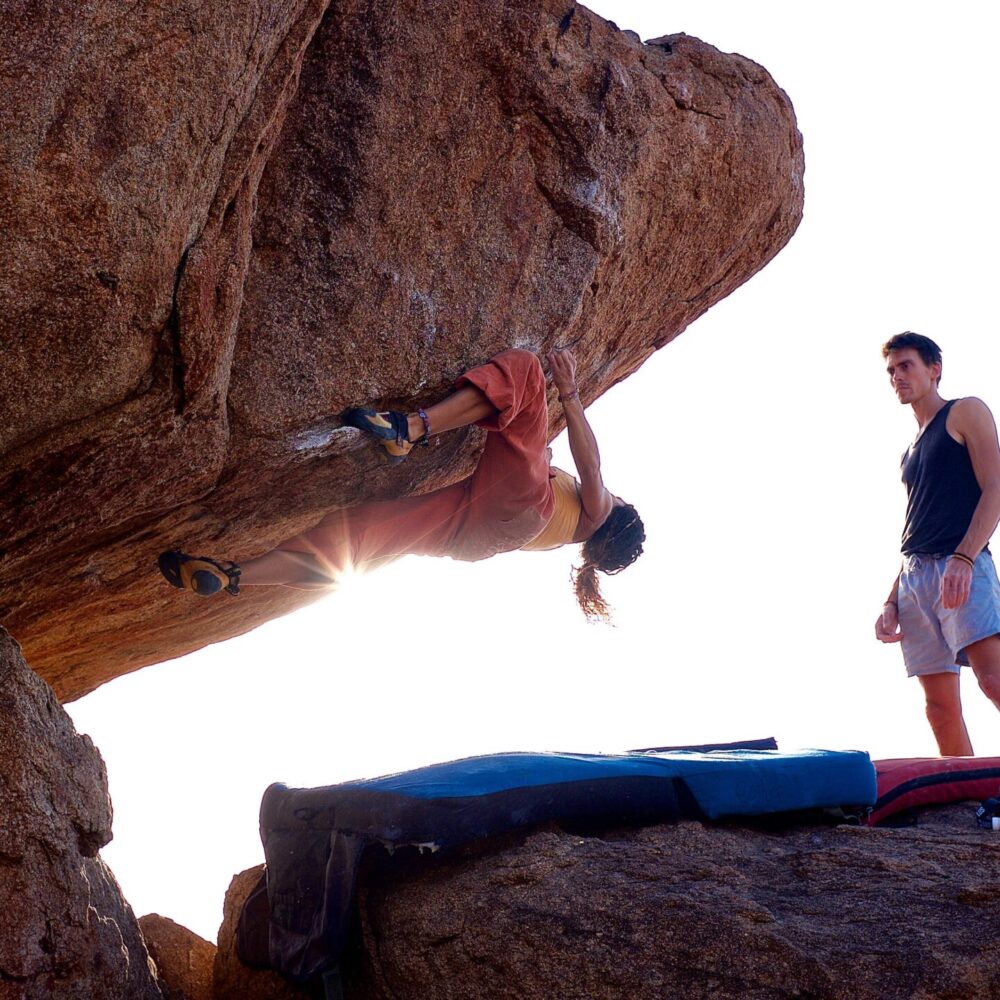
[548,348,578,397]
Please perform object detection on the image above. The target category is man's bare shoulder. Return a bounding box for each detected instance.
[951,396,995,420]
[948,396,998,444]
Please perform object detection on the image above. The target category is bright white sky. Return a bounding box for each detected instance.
[67,1,1000,944]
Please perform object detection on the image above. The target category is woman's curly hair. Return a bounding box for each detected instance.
[573,502,645,622]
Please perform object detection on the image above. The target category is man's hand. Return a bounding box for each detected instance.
[548,348,578,398]
[875,603,904,643]
[941,558,974,610]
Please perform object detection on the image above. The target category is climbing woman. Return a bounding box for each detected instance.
[158,347,645,621]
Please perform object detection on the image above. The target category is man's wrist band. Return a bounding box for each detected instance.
[950,552,975,569]
[884,600,898,607]
[559,389,579,403]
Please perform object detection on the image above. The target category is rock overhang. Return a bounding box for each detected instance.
[0,0,804,700]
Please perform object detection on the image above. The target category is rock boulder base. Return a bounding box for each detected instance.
[353,808,1000,998]
[0,629,162,999]
[138,915,215,1000]
[210,807,1000,999]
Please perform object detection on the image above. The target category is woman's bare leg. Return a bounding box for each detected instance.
[239,549,333,590]
[405,385,498,441]
[240,377,501,588]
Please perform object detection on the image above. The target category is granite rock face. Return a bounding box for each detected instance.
[340,806,1000,1000]
[0,0,804,701]
[0,629,162,999]
[138,915,216,1000]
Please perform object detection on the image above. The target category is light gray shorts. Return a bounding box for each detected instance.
[898,551,1000,677]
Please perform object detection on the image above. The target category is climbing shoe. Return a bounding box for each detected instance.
[342,407,421,464]
[157,550,241,596]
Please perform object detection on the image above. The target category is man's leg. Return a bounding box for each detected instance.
[965,633,1000,713]
[917,672,973,756]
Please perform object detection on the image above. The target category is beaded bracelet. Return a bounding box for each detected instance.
[417,407,431,440]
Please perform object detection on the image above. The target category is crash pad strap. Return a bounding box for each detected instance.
[322,968,344,1000]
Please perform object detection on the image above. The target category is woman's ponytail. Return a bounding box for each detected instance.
[573,559,612,622]
[571,502,645,622]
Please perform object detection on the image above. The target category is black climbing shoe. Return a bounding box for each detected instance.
[158,550,241,596]
[342,407,416,464]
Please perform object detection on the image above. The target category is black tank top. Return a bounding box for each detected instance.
[900,399,982,555]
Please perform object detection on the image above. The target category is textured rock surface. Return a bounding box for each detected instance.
[0,628,162,999]
[138,915,215,1000]
[342,807,1000,1000]
[213,866,312,1000]
[0,0,804,701]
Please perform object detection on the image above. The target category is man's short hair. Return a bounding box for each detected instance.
[881,331,942,367]
[882,332,943,385]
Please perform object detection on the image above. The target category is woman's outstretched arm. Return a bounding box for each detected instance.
[548,348,613,531]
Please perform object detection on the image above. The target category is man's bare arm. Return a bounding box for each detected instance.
[943,397,1000,608]
[875,571,903,643]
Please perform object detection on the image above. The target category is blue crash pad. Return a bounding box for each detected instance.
[240,746,876,983]
[345,748,876,820]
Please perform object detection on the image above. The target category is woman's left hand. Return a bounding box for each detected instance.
[548,348,577,397]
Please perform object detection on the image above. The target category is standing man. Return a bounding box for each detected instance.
[876,332,1000,755]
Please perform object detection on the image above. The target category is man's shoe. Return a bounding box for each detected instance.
[158,550,241,596]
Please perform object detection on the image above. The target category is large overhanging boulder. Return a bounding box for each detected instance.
[0,0,804,701]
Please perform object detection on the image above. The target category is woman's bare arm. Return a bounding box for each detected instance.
[548,348,613,531]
